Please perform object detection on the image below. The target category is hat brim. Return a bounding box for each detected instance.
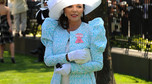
[48,0,101,20]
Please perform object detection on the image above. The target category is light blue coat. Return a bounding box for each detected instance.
[41,17,107,84]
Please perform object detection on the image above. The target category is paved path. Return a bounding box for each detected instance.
[111,47,152,59]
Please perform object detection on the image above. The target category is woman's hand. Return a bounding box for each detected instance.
[75,49,91,64]
[8,27,12,33]
[55,63,71,76]
[68,48,91,63]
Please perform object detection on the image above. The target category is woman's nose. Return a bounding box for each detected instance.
[72,7,78,12]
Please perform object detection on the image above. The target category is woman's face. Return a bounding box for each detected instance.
[64,4,84,22]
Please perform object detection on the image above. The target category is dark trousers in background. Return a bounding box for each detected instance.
[142,19,150,39]
[37,42,45,62]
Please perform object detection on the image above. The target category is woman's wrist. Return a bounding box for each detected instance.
[66,54,70,62]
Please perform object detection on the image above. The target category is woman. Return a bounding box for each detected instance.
[0,0,15,63]
[10,0,28,37]
[41,0,107,84]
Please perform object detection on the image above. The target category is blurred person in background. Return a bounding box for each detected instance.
[120,1,129,36]
[107,0,113,35]
[0,0,15,63]
[30,0,49,62]
[142,0,151,39]
[148,0,152,40]
[129,0,143,36]
[35,0,49,25]
[10,0,28,37]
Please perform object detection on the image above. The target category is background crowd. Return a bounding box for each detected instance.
[108,0,152,40]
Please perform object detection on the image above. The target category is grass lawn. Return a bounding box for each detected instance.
[0,51,53,84]
[114,73,152,84]
[0,51,152,84]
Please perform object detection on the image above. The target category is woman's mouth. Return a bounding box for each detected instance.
[71,14,78,18]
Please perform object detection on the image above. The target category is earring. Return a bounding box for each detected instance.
[64,13,66,17]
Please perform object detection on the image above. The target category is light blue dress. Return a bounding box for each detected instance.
[41,17,107,84]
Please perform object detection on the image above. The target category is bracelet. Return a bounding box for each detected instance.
[66,54,70,62]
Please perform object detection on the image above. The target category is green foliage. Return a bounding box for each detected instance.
[37,25,42,35]
[132,38,152,52]
[114,73,152,84]
[111,35,152,52]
